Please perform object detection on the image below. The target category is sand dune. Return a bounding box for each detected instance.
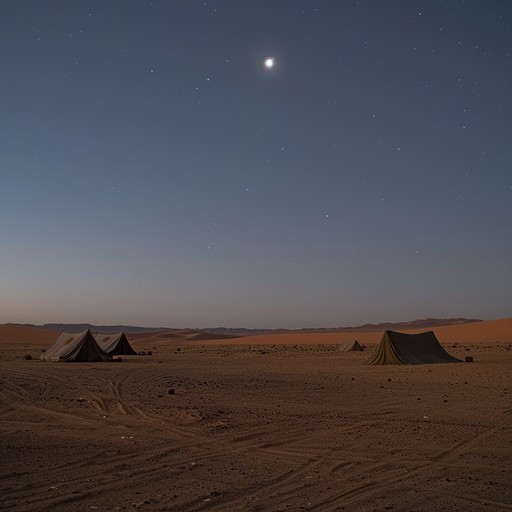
[185,318,512,346]
[0,327,511,511]
[431,317,512,343]
[0,323,60,344]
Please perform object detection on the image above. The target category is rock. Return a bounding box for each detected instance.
[465,356,473,362]
[168,388,175,395]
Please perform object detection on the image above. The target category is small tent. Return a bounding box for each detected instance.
[95,332,136,355]
[41,329,112,362]
[339,340,365,352]
[366,330,461,365]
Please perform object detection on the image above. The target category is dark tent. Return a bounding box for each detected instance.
[366,330,461,365]
[95,333,136,355]
[339,340,365,352]
[41,329,112,362]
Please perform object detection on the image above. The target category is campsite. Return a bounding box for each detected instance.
[2,1,510,510]
[39,330,138,362]
[1,319,511,511]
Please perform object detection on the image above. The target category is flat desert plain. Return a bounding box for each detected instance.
[1,319,511,512]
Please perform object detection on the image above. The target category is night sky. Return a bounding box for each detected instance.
[1,1,511,328]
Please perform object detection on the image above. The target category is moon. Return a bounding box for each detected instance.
[264,57,275,69]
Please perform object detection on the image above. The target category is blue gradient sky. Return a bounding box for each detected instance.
[1,1,511,328]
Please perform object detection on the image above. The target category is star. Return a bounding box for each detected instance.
[264,57,275,69]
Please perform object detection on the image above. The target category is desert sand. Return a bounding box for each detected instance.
[1,319,511,511]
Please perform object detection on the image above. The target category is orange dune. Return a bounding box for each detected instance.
[415,317,512,344]
[194,318,512,346]
[0,324,60,344]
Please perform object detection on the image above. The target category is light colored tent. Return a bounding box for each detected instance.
[366,330,461,365]
[339,340,364,352]
[95,333,136,355]
[40,329,112,362]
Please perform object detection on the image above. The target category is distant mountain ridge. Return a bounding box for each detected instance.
[328,317,483,333]
[206,317,483,335]
[12,318,482,336]
[14,323,169,334]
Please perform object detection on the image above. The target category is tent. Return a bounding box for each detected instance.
[339,340,365,352]
[95,332,136,355]
[366,330,461,365]
[41,329,112,362]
